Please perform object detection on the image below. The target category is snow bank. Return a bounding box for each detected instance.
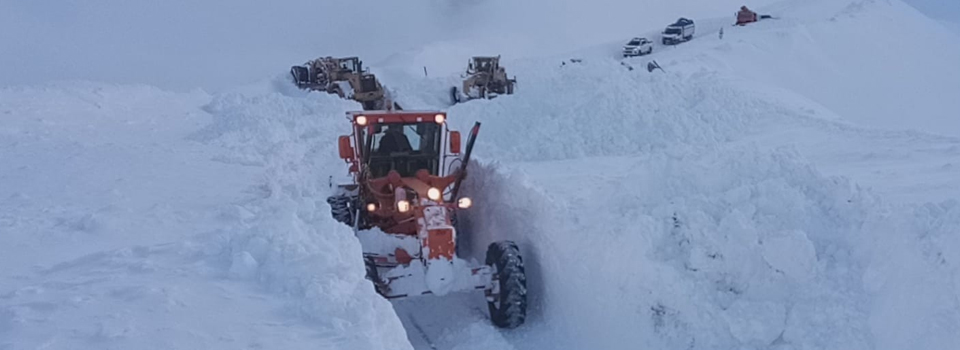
[455,147,870,349]
[699,0,960,137]
[440,60,758,162]
[0,83,413,349]
[457,144,960,349]
[0,82,233,272]
[427,2,960,347]
[190,91,413,349]
[862,200,960,350]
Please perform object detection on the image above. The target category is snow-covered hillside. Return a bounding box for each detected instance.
[943,20,960,35]
[1,0,788,92]
[2,0,959,349]
[0,84,410,349]
[387,0,960,348]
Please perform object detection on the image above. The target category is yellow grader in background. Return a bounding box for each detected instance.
[451,56,517,104]
[291,56,400,110]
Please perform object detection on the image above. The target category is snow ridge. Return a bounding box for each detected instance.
[190,91,413,349]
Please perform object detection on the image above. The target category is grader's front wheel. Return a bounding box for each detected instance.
[485,241,527,329]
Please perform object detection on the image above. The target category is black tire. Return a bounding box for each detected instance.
[364,256,386,294]
[326,195,354,226]
[485,241,527,329]
[328,84,344,98]
[290,66,309,88]
[450,86,460,104]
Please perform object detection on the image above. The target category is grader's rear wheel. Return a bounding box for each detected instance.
[326,195,354,226]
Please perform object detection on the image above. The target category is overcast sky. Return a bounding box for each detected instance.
[903,0,960,21]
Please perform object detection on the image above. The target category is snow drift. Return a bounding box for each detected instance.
[190,91,412,349]
[3,0,960,349]
[391,1,960,348]
[0,84,413,349]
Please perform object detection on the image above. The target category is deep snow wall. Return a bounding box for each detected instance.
[439,2,960,347]
[189,90,414,349]
[0,82,415,350]
[459,148,960,350]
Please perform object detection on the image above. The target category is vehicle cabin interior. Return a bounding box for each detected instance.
[364,122,442,178]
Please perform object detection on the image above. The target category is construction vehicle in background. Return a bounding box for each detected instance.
[662,18,696,45]
[326,110,527,329]
[735,6,773,26]
[451,56,517,104]
[290,56,401,110]
[736,6,758,25]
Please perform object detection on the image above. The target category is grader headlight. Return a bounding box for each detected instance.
[397,200,411,213]
[434,114,445,124]
[356,115,368,126]
[457,197,473,209]
[427,187,442,201]
[366,203,377,212]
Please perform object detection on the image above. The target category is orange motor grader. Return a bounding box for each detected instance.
[327,110,527,329]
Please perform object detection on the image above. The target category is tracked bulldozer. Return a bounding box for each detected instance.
[291,56,400,110]
[326,110,527,329]
[451,56,517,104]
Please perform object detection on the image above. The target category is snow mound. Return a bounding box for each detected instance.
[0,83,413,350]
[191,91,413,349]
[455,143,960,349]
[442,61,760,162]
[695,0,960,137]
[406,1,960,348]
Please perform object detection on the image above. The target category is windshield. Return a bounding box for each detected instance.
[628,39,642,45]
[361,122,442,178]
[665,28,681,34]
[474,60,494,71]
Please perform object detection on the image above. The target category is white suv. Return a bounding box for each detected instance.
[623,37,653,57]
